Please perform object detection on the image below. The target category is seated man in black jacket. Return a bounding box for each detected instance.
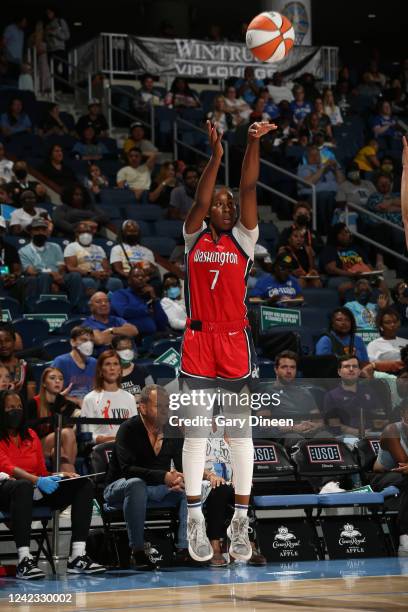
[103,384,187,569]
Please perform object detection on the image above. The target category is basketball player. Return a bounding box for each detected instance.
[181,120,276,562]
[402,136,408,247]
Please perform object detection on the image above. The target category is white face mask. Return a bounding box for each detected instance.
[77,340,94,357]
[78,232,93,247]
[117,349,134,363]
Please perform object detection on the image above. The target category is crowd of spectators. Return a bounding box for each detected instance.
[2,14,408,573]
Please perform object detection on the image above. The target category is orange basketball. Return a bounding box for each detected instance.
[246,11,295,63]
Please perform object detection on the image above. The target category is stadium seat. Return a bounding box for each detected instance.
[145,363,177,382]
[155,220,184,239]
[122,204,165,222]
[301,308,331,329]
[51,316,85,337]
[93,237,118,256]
[100,188,137,206]
[32,299,72,315]
[0,296,22,319]
[90,442,179,567]
[4,235,29,249]
[0,506,55,574]
[302,288,340,309]
[13,318,50,348]
[141,237,176,257]
[30,362,49,387]
[42,338,71,359]
[149,338,182,357]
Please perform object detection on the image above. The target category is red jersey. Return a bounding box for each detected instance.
[181,221,259,380]
[184,221,258,323]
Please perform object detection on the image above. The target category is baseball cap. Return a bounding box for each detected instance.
[130,121,144,129]
[274,252,294,269]
[0,216,6,229]
[30,217,48,229]
[88,98,101,107]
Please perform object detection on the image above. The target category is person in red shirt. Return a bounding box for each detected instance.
[180,121,275,563]
[0,390,105,579]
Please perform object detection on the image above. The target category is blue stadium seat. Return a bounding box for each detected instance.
[44,134,76,152]
[13,318,50,347]
[6,133,47,159]
[200,89,222,114]
[145,363,177,382]
[32,299,71,315]
[93,237,116,256]
[30,362,49,387]
[301,307,331,329]
[51,316,85,337]
[0,296,22,319]
[302,288,340,310]
[42,338,71,359]
[100,188,137,206]
[50,237,70,250]
[4,235,29,250]
[141,237,176,257]
[122,205,165,222]
[155,219,184,239]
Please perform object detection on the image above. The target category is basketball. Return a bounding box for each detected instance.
[246,11,295,63]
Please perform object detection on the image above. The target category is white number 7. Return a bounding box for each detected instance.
[209,269,220,290]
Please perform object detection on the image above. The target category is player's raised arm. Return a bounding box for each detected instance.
[402,136,408,249]
[239,121,277,230]
[184,121,223,234]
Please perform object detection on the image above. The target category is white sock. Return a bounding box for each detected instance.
[233,506,249,520]
[17,546,31,562]
[70,541,86,560]
[187,501,204,521]
[182,437,207,498]
[229,438,254,496]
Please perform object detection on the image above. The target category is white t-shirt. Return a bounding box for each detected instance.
[367,336,408,362]
[64,241,106,273]
[9,207,47,229]
[116,164,151,190]
[81,389,137,442]
[160,297,187,330]
[183,220,259,261]
[267,83,294,104]
[110,242,155,273]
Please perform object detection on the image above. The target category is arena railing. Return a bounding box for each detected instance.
[67,33,339,89]
[345,201,408,264]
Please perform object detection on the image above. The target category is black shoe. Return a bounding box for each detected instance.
[174,548,205,567]
[67,555,106,574]
[16,557,45,580]
[132,550,157,571]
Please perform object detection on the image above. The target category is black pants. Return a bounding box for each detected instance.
[0,478,94,548]
[370,472,408,535]
[204,485,256,541]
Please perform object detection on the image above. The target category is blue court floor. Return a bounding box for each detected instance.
[1,557,408,597]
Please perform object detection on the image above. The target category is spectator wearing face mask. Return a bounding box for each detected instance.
[111,335,153,410]
[64,221,123,295]
[344,279,389,330]
[160,273,186,331]
[83,291,138,356]
[334,162,376,229]
[9,190,50,235]
[6,161,48,205]
[52,327,97,408]
[110,220,156,280]
[278,201,323,254]
[19,217,85,312]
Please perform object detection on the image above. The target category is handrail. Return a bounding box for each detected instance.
[345,201,408,264]
[259,157,317,231]
[173,118,230,186]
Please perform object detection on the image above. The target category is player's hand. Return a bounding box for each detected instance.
[60,383,73,397]
[248,121,277,140]
[377,293,389,309]
[206,120,223,159]
[392,462,408,474]
[403,136,408,168]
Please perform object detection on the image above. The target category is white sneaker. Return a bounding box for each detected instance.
[398,534,408,557]
[187,517,213,562]
[227,517,252,561]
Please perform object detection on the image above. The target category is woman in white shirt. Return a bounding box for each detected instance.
[160,274,186,331]
[367,308,408,363]
[323,88,343,126]
[81,349,137,444]
[223,86,251,125]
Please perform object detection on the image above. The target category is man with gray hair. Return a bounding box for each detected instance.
[103,385,188,569]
